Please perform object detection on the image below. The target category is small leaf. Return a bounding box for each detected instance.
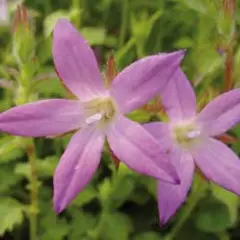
[69,211,96,239]
[211,183,239,225]
[0,136,25,163]
[44,11,70,37]
[0,165,20,193]
[102,213,133,240]
[0,198,24,236]
[81,27,106,45]
[15,156,58,179]
[40,201,69,240]
[196,197,231,233]
[127,109,151,123]
[71,185,98,207]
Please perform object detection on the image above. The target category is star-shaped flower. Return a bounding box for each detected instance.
[0,19,185,213]
[144,68,240,224]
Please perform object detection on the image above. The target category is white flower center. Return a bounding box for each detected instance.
[171,121,202,149]
[83,97,118,128]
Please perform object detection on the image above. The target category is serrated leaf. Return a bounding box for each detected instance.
[0,165,20,193]
[0,136,25,163]
[0,198,24,236]
[37,156,59,177]
[15,156,58,180]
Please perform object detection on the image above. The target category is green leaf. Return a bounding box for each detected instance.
[195,197,231,233]
[110,175,135,208]
[211,183,239,225]
[44,11,70,37]
[0,198,24,236]
[127,109,151,123]
[98,164,135,209]
[35,78,66,97]
[40,202,69,240]
[131,10,162,47]
[138,176,157,198]
[81,27,106,45]
[37,156,59,177]
[99,178,112,203]
[102,213,133,240]
[0,165,20,193]
[15,162,30,179]
[0,136,25,163]
[15,156,58,179]
[69,211,96,239]
[71,185,98,207]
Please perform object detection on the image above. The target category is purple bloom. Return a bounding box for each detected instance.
[0,19,185,213]
[0,0,8,24]
[144,69,240,225]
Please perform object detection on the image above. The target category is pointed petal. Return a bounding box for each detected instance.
[144,122,181,173]
[197,89,240,136]
[107,116,179,183]
[161,68,196,122]
[54,126,105,213]
[53,19,105,100]
[110,50,185,114]
[158,149,194,225]
[0,99,83,137]
[143,122,172,149]
[193,138,240,195]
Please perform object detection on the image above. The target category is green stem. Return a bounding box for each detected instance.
[72,0,82,28]
[27,138,38,240]
[119,0,129,47]
[166,177,205,240]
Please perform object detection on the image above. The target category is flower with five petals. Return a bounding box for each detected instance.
[0,19,185,213]
[144,68,240,224]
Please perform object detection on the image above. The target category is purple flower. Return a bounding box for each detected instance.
[0,19,185,213]
[0,0,8,24]
[144,69,240,225]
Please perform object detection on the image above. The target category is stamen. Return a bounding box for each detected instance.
[85,113,102,124]
[186,130,201,139]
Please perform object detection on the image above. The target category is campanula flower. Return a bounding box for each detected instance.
[0,19,185,213]
[144,69,240,224]
[0,0,8,24]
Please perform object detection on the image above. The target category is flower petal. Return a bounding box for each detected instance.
[197,89,240,136]
[158,149,194,225]
[0,0,8,24]
[0,99,83,137]
[53,126,105,213]
[193,138,240,195]
[107,116,180,183]
[110,50,185,114]
[161,68,196,122]
[53,19,105,100]
[143,122,172,149]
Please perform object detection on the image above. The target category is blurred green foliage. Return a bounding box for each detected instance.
[0,0,240,239]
